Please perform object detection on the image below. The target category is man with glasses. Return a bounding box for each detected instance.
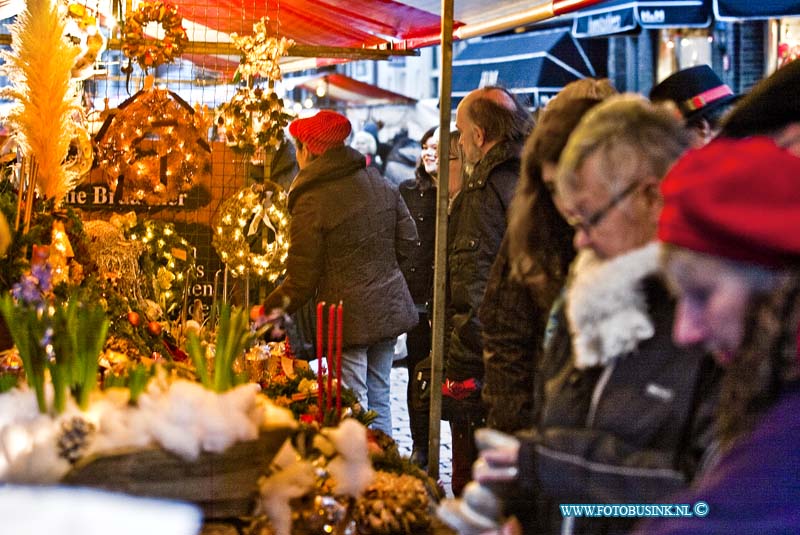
[472,96,721,535]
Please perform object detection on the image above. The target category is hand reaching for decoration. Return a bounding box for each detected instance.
[250,305,287,341]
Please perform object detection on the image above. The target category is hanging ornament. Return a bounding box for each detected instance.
[217,16,295,155]
[213,183,289,282]
[64,1,107,80]
[94,86,211,204]
[230,17,294,83]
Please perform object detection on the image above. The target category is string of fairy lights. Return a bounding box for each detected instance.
[127,219,196,317]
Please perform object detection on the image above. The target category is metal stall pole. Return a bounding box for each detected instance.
[427,0,454,480]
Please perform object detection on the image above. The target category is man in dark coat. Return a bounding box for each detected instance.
[444,86,533,495]
[255,110,418,436]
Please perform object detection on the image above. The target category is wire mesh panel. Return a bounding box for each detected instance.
[67,0,294,312]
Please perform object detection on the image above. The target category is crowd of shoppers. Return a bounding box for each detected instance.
[447,60,800,535]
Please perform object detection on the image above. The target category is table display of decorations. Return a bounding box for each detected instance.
[0,214,447,534]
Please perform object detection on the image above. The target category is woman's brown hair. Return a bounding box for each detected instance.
[507,97,610,306]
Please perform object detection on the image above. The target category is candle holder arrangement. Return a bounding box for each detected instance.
[316,301,344,424]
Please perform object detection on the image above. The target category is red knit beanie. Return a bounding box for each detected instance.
[659,136,800,268]
[288,110,352,155]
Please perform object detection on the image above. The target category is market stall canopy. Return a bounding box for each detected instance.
[572,0,711,37]
[167,0,596,75]
[451,28,595,108]
[714,0,800,20]
[0,1,612,75]
[170,0,448,49]
[287,73,416,107]
[168,0,599,50]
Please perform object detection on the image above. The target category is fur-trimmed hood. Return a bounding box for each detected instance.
[567,242,661,368]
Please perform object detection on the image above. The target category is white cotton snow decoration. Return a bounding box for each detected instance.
[0,377,296,482]
[255,441,317,535]
[321,419,374,498]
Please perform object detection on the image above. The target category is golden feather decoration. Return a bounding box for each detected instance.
[1,0,80,207]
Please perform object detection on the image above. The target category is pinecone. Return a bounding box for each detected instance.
[352,471,432,534]
[57,416,96,464]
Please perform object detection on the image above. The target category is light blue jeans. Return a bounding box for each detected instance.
[340,338,395,436]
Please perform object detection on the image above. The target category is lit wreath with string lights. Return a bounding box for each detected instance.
[212,183,289,282]
[216,86,292,154]
[121,0,187,70]
[126,219,196,319]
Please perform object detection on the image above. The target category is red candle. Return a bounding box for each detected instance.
[316,301,325,422]
[336,301,343,418]
[327,304,335,413]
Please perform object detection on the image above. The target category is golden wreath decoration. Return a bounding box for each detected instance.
[213,183,289,282]
[126,218,195,318]
[121,0,187,70]
[216,86,293,154]
[94,86,211,204]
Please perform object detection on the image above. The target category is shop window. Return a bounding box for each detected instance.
[778,18,800,67]
[657,28,713,82]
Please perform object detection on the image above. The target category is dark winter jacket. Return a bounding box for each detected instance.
[632,381,800,535]
[479,236,546,432]
[445,140,521,382]
[514,276,722,535]
[262,145,419,347]
[399,175,436,308]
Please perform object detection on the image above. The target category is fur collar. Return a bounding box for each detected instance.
[566,242,661,369]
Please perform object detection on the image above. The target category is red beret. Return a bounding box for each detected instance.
[289,110,352,155]
[659,136,800,268]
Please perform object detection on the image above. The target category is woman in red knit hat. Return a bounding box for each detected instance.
[254,110,419,436]
[633,134,800,534]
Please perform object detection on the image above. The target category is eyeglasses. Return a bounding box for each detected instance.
[566,180,640,234]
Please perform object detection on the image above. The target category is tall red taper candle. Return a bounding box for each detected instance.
[327,303,335,412]
[316,301,325,422]
[336,301,343,418]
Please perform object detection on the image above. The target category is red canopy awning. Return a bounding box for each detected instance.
[170,0,448,49]
[294,73,416,106]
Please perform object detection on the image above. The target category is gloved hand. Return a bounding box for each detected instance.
[473,428,521,484]
[442,377,481,400]
[437,429,522,535]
